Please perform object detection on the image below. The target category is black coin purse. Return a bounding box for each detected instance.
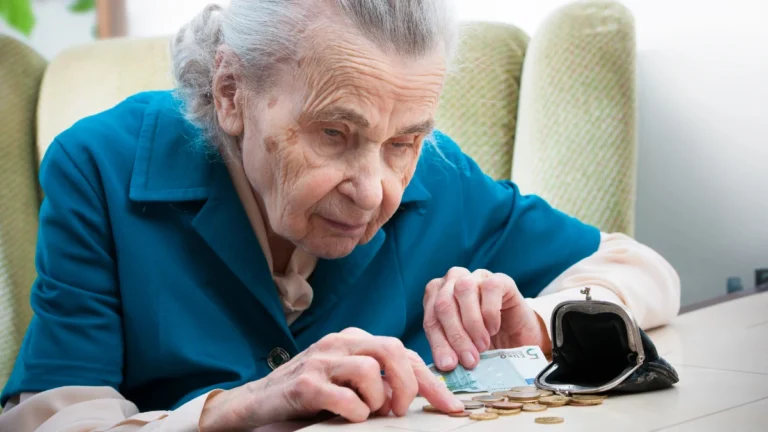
[535,288,679,394]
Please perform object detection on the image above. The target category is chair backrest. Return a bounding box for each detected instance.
[512,1,637,234]
[37,23,529,180]
[0,35,47,389]
[436,23,528,179]
[37,37,176,158]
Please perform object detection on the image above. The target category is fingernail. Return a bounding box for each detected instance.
[438,356,454,370]
[461,351,476,367]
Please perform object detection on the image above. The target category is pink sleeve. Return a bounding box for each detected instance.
[0,386,223,432]
[526,232,681,333]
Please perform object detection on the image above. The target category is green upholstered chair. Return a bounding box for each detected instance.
[0,35,47,392]
[0,0,637,389]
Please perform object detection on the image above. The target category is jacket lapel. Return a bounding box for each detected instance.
[191,161,292,340]
[128,92,293,345]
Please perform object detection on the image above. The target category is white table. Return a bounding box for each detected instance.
[301,291,768,432]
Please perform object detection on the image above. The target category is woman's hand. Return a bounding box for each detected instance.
[199,328,464,431]
[423,267,551,371]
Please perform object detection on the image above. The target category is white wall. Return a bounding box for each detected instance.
[125,0,228,38]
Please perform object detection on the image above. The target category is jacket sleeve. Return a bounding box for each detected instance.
[432,131,602,298]
[526,232,681,333]
[0,387,221,432]
[0,138,126,407]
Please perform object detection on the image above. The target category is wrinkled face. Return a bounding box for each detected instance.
[215,25,446,259]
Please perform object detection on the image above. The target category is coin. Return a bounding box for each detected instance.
[539,395,569,407]
[568,398,603,406]
[492,390,510,396]
[471,395,505,402]
[522,403,548,412]
[491,401,523,410]
[461,401,485,410]
[510,386,537,392]
[448,411,472,418]
[422,405,440,413]
[506,391,541,402]
[470,412,499,421]
[572,394,605,402]
[486,407,520,416]
[537,390,554,397]
[535,416,564,424]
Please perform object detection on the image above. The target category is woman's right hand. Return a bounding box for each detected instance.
[200,328,465,431]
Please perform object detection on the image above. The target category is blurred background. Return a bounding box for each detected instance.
[1,0,767,306]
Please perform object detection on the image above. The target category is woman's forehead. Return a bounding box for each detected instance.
[297,28,446,98]
[292,46,444,126]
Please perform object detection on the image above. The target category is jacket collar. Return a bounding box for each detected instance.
[128,92,214,203]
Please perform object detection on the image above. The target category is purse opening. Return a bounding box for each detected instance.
[547,311,633,387]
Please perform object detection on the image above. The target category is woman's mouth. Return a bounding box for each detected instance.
[319,216,367,236]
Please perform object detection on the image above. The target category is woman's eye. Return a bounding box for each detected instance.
[391,142,414,149]
[323,128,343,137]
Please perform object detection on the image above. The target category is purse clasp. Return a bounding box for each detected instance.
[580,286,592,301]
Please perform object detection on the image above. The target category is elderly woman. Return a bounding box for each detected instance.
[0,1,679,431]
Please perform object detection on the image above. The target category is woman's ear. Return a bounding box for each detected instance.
[212,49,244,136]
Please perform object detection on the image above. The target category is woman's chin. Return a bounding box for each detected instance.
[300,237,361,260]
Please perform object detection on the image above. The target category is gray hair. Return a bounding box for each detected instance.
[171,0,458,152]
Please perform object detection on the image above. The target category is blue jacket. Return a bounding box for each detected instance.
[1,91,599,411]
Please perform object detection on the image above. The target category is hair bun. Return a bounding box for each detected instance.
[170,4,226,144]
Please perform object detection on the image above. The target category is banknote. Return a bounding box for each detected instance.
[428,347,549,393]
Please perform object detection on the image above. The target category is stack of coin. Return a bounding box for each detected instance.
[538,395,570,407]
[471,394,506,407]
[485,401,522,416]
[470,412,499,421]
[423,391,608,423]
[522,403,548,412]
[568,394,605,406]
[505,391,541,403]
[461,400,485,410]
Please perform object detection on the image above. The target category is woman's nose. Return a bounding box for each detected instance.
[338,168,383,211]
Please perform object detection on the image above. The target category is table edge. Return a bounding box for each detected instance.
[679,288,763,314]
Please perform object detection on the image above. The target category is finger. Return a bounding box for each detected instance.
[319,383,372,423]
[434,279,479,369]
[328,355,387,413]
[407,350,465,414]
[453,274,490,352]
[340,327,372,338]
[340,335,418,417]
[493,272,523,309]
[375,381,393,417]
[423,278,456,371]
[478,274,509,336]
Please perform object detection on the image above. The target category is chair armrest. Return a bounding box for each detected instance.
[512,0,637,235]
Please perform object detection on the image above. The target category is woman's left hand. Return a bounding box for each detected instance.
[423,267,552,371]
